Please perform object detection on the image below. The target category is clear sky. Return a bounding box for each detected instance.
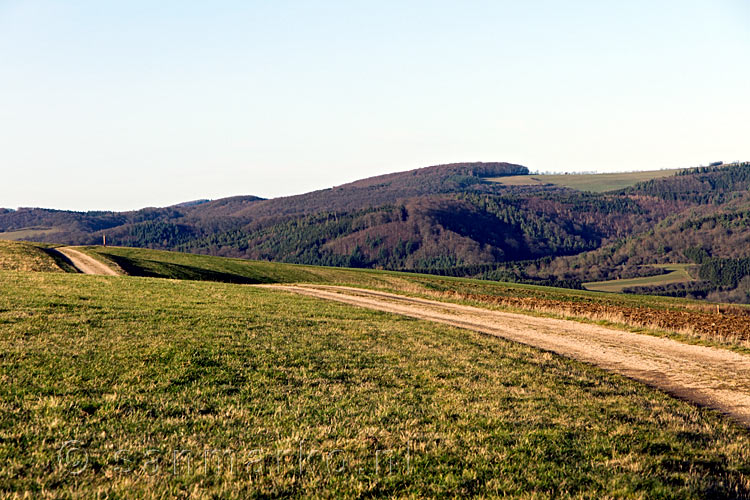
[1,0,749,211]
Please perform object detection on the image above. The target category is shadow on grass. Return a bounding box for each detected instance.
[104,254,272,284]
[42,248,81,273]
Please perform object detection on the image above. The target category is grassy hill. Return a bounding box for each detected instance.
[78,245,416,287]
[35,243,743,348]
[5,240,750,348]
[2,268,750,497]
[0,240,67,273]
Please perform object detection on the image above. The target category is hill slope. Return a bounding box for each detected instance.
[2,161,750,301]
[0,241,69,273]
[523,163,750,300]
[3,269,749,496]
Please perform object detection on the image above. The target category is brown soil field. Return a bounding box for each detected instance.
[428,289,750,345]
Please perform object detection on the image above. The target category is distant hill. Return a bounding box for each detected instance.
[0,161,528,250]
[194,161,528,219]
[1,160,749,302]
[519,163,750,301]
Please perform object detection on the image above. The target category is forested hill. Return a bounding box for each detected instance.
[523,163,750,300]
[194,162,529,218]
[0,161,527,250]
[2,160,750,301]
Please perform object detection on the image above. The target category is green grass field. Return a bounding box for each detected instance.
[583,264,695,293]
[488,169,683,192]
[0,242,707,311]
[60,246,750,350]
[0,227,66,242]
[2,270,749,498]
[79,245,389,285]
[78,245,717,309]
[77,246,688,306]
[5,242,748,349]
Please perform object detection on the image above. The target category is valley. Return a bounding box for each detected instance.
[2,161,749,303]
[5,3,748,497]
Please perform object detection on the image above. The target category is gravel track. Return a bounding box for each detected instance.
[54,247,119,276]
[265,284,750,426]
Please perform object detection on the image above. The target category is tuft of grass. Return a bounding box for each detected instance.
[1,270,749,498]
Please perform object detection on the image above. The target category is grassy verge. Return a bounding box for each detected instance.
[358,275,750,350]
[1,270,749,498]
[77,246,700,308]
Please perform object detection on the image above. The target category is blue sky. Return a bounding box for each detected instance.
[1,0,748,211]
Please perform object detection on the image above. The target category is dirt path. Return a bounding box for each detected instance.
[266,284,750,426]
[54,247,119,276]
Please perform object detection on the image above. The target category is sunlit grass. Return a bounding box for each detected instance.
[1,270,749,498]
[0,241,63,273]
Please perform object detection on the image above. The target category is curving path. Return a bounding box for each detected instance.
[54,247,119,276]
[264,284,750,426]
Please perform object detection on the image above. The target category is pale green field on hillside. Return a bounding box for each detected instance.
[488,169,683,192]
[583,264,695,293]
[0,227,65,241]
